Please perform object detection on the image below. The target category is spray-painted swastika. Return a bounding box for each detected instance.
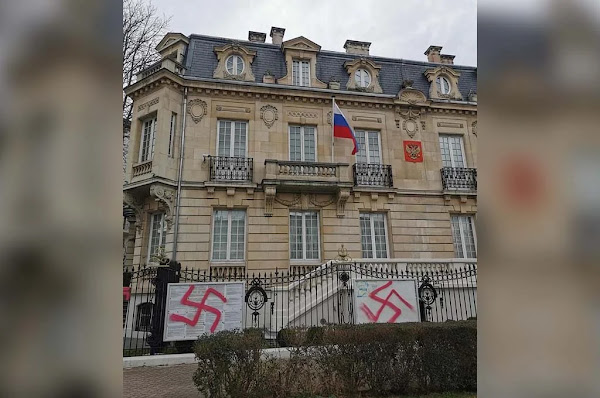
[169,285,227,333]
[359,280,415,323]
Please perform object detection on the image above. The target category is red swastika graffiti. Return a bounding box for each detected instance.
[360,281,415,323]
[169,285,227,333]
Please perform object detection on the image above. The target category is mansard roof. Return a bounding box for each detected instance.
[184,34,477,100]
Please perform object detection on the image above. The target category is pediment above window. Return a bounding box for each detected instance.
[213,42,257,82]
[424,66,463,100]
[282,36,321,52]
[343,57,383,93]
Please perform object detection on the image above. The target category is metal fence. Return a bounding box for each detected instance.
[123,260,477,357]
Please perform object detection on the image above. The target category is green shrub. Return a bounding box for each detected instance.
[193,329,267,398]
[193,321,476,397]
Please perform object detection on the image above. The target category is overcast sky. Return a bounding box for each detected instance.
[152,0,477,66]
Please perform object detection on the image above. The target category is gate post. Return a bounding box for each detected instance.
[147,260,181,354]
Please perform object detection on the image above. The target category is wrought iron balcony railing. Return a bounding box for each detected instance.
[441,167,477,191]
[209,156,253,182]
[353,163,393,187]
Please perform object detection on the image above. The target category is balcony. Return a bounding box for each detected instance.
[132,160,152,177]
[209,156,253,182]
[441,167,477,192]
[263,159,351,191]
[136,58,186,81]
[353,163,393,187]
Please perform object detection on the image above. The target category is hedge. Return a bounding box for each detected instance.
[193,321,476,397]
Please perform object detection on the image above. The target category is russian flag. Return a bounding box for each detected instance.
[333,101,359,155]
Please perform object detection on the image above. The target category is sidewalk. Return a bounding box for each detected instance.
[123,363,201,398]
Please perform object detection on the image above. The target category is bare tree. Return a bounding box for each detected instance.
[123,0,170,174]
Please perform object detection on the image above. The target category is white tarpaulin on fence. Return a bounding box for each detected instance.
[163,282,244,341]
[353,279,420,324]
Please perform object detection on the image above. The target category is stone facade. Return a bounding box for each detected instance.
[123,30,477,273]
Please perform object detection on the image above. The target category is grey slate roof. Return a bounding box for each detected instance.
[184,34,477,100]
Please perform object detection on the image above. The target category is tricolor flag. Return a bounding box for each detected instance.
[333,100,359,155]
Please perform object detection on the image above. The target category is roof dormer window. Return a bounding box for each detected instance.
[292,60,310,87]
[226,55,244,75]
[436,76,451,95]
[355,69,371,88]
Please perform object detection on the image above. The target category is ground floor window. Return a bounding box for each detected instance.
[290,211,320,260]
[450,215,477,258]
[360,213,389,259]
[212,209,246,261]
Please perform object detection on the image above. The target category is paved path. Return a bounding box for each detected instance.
[123,363,201,398]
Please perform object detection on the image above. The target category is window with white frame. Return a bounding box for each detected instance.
[289,125,316,161]
[436,76,452,95]
[147,212,166,262]
[139,116,157,162]
[292,60,310,87]
[354,68,371,88]
[217,120,247,157]
[360,213,389,259]
[290,212,320,261]
[439,134,466,168]
[168,112,176,157]
[355,130,381,164]
[135,302,153,331]
[212,210,246,261]
[226,54,244,75]
[450,215,477,258]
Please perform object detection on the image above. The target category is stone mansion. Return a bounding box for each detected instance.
[123,27,477,274]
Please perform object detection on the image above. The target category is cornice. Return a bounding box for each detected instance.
[126,71,476,113]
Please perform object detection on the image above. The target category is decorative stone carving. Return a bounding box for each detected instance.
[264,186,276,217]
[437,122,464,128]
[396,107,422,138]
[275,193,301,207]
[309,194,336,208]
[216,105,251,113]
[188,99,207,123]
[343,58,383,93]
[352,115,382,123]
[326,111,332,125]
[336,189,351,217]
[398,90,428,105]
[287,111,318,118]
[260,105,278,129]
[137,97,159,112]
[213,42,257,82]
[472,121,477,136]
[424,66,463,101]
[123,192,144,232]
[149,184,176,230]
[421,121,426,131]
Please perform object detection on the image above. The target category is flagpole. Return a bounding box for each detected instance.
[331,96,335,162]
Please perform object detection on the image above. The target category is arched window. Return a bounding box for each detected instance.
[135,302,153,331]
[436,76,451,95]
[226,55,244,75]
[354,69,371,88]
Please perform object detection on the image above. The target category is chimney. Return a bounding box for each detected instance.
[248,31,266,43]
[270,27,285,45]
[344,40,371,56]
[424,45,443,63]
[440,54,455,65]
